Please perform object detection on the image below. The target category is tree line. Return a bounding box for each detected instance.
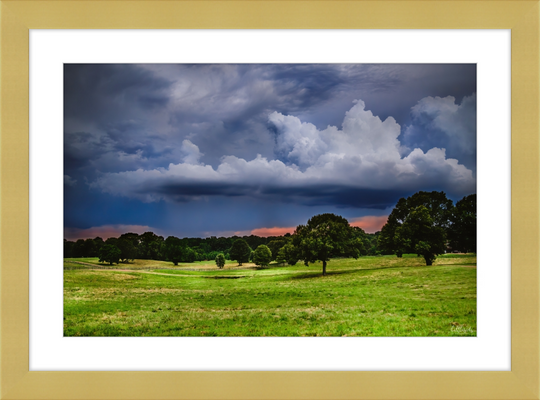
[64,229,380,265]
[64,191,475,273]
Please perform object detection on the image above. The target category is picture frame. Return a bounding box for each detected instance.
[1,1,538,399]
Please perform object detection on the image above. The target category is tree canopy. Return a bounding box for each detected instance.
[215,253,225,269]
[400,205,446,265]
[163,236,184,265]
[229,239,252,266]
[378,191,453,260]
[267,239,288,261]
[276,243,298,266]
[448,194,477,253]
[98,244,121,265]
[252,245,272,267]
[292,213,361,275]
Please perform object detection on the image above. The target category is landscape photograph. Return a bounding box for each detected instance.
[64,63,477,337]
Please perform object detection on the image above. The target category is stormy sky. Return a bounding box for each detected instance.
[64,64,476,240]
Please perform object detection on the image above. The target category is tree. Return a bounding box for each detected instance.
[138,232,164,260]
[252,245,272,267]
[405,191,454,228]
[182,247,197,263]
[215,253,225,269]
[229,239,252,266]
[267,239,287,261]
[378,191,453,258]
[72,239,86,258]
[83,238,97,257]
[93,237,105,255]
[64,240,75,258]
[206,251,221,262]
[276,243,298,266]
[448,194,476,253]
[292,213,361,276]
[99,244,121,265]
[351,227,368,256]
[400,205,446,265]
[117,238,137,263]
[163,236,184,265]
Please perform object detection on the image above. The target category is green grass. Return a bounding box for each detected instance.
[64,254,476,337]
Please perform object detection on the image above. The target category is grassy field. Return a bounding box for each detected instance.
[64,254,476,337]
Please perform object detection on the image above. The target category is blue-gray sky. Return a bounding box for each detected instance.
[64,64,476,240]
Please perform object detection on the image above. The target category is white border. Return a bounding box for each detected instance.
[29,30,510,371]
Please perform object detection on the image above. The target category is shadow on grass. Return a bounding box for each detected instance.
[435,262,477,267]
[289,265,423,280]
[205,276,246,279]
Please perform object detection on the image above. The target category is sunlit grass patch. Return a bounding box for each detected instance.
[64,254,476,337]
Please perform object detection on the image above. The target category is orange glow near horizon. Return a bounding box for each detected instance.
[350,215,388,233]
[64,224,158,241]
[250,226,296,237]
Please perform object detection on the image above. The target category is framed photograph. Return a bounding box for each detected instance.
[2,1,538,399]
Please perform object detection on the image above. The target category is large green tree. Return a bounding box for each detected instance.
[163,236,184,265]
[448,194,477,253]
[117,238,137,263]
[252,245,272,267]
[98,244,121,265]
[378,216,409,257]
[400,205,446,265]
[229,239,252,266]
[292,213,361,276]
[138,232,164,260]
[378,191,453,258]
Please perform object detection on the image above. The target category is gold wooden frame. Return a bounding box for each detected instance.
[1,1,538,399]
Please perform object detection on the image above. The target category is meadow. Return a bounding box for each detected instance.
[64,254,476,337]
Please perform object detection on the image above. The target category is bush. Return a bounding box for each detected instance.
[215,253,225,269]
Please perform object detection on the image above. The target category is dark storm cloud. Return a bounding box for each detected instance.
[64,64,171,124]
[258,185,410,209]
[149,181,410,209]
[65,63,476,238]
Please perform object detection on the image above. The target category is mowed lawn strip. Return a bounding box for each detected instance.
[64,254,476,337]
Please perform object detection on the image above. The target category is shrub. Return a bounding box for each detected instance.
[215,253,225,269]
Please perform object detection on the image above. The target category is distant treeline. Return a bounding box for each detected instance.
[64,231,381,263]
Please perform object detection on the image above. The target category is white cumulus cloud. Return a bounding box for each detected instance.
[91,100,475,206]
[404,93,476,157]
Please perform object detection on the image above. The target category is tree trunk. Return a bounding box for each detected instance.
[322,260,327,276]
